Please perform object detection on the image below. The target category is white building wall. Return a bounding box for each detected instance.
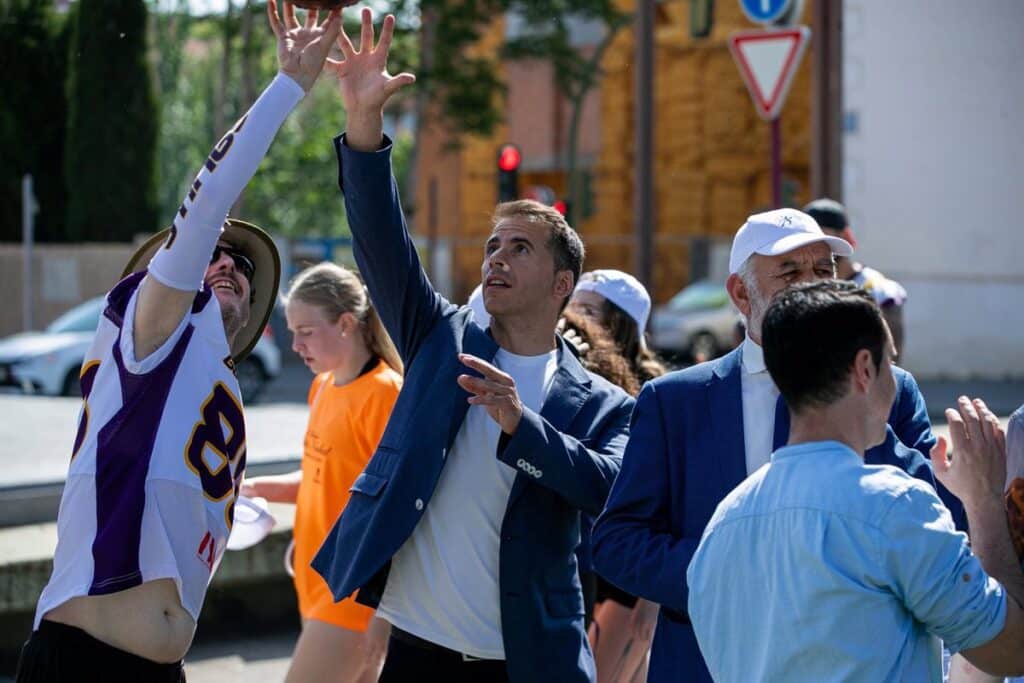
[842,0,1024,378]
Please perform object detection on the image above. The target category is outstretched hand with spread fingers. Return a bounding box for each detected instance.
[267,0,342,93]
[931,396,1007,506]
[327,8,416,116]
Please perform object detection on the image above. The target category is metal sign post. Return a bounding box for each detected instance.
[729,26,811,208]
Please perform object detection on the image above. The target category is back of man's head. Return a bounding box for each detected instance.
[493,200,585,288]
[803,198,848,234]
[763,280,887,414]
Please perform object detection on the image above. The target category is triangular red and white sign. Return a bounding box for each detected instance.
[729,27,811,121]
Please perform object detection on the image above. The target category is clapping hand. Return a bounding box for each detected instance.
[267,0,343,93]
[931,397,1007,506]
[557,318,591,356]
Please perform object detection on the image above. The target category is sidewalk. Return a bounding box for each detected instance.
[916,377,1022,420]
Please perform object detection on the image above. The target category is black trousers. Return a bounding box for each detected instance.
[16,620,186,683]
[379,628,509,683]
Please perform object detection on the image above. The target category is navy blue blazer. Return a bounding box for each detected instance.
[590,347,957,683]
[311,136,634,683]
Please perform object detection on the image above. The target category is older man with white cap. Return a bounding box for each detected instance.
[591,208,949,683]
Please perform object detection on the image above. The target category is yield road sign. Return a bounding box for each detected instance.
[729,26,811,121]
[739,0,793,25]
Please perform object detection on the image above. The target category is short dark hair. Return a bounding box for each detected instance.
[493,200,585,289]
[803,198,848,231]
[762,280,888,414]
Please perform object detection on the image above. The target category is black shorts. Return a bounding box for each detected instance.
[16,620,186,683]
[595,576,639,609]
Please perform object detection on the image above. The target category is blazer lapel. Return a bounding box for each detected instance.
[448,313,500,446]
[506,338,591,509]
[708,348,748,492]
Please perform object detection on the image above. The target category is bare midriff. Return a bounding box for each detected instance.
[44,578,195,663]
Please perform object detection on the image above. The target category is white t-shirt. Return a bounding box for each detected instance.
[34,273,246,628]
[376,347,559,658]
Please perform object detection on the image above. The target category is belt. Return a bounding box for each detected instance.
[391,627,500,663]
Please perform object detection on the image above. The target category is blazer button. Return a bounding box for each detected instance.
[415,498,424,511]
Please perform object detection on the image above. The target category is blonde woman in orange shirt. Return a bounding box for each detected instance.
[243,262,402,683]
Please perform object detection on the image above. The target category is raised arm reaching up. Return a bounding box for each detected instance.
[132,0,341,361]
[327,8,415,151]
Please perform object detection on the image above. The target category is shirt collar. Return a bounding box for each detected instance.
[741,334,767,375]
[771,440,861,463]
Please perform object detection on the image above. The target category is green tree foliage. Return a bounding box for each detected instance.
[151,3,417,239]
[502,1,631,221]
[66,0,159,242]
[0,0,71,242]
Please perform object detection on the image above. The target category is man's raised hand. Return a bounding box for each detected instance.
[932,396,1007,508]
[327,8,415,150]
[267,0,342,93]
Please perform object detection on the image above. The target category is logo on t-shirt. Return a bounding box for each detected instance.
[197,531,216,572]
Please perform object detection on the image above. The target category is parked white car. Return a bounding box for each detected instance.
[649,280,739,361]
[0,296,281,401]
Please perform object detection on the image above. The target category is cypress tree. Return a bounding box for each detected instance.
[66,0,159,242]
[0,0,70,242]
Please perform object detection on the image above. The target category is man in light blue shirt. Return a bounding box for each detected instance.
[687,280,1024,682]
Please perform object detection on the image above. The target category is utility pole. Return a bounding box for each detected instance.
[811,0,843,199]
[22,174,38,331]
[633,0,655,292]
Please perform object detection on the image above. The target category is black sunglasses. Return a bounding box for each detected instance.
[210,245,255,283]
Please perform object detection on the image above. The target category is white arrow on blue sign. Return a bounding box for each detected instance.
[739,0,793,25]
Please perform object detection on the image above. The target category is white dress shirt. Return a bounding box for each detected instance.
[740,335,781,475]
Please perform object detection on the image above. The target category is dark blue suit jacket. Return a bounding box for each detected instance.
[311,136,634,683]
[590,347,961,683]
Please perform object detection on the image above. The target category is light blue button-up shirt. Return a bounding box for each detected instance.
[687,440,1006,682]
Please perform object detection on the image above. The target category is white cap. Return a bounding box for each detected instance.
[728,208,853,275]
[226,496,276,551]
[575,269,652,333]
[466,284,491,327]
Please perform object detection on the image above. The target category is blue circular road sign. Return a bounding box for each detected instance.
[739,0,793,25]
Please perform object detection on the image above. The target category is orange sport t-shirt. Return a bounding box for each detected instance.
[293,358,401,631]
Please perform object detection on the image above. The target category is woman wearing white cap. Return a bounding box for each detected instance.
[569,269,666,683]
[570,269,668,385]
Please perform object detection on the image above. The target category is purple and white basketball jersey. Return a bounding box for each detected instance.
[34,271,246,627]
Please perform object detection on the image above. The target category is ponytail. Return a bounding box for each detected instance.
[363,303,403,375]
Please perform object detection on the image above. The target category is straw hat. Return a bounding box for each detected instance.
[122,218,281,362]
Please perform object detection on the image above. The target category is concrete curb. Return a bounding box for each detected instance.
[0,506,299,668]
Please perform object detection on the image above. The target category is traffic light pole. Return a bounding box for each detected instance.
[634,0,655,293]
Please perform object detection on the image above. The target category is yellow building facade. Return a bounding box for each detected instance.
[414,1,816,304]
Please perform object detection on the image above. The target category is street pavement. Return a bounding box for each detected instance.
[2,363,1018,489]
[0,360,313,488]
[184,629,297,682]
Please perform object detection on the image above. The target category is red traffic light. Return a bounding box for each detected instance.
[498,144,522,173]
[553,199,568,216]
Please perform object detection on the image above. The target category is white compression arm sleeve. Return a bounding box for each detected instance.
[147,73,305,291]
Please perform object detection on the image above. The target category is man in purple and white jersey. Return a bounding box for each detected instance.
[16,3,342,681]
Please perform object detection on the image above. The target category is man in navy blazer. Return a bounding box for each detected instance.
[311,11,632,683]
[591,208,965,683]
